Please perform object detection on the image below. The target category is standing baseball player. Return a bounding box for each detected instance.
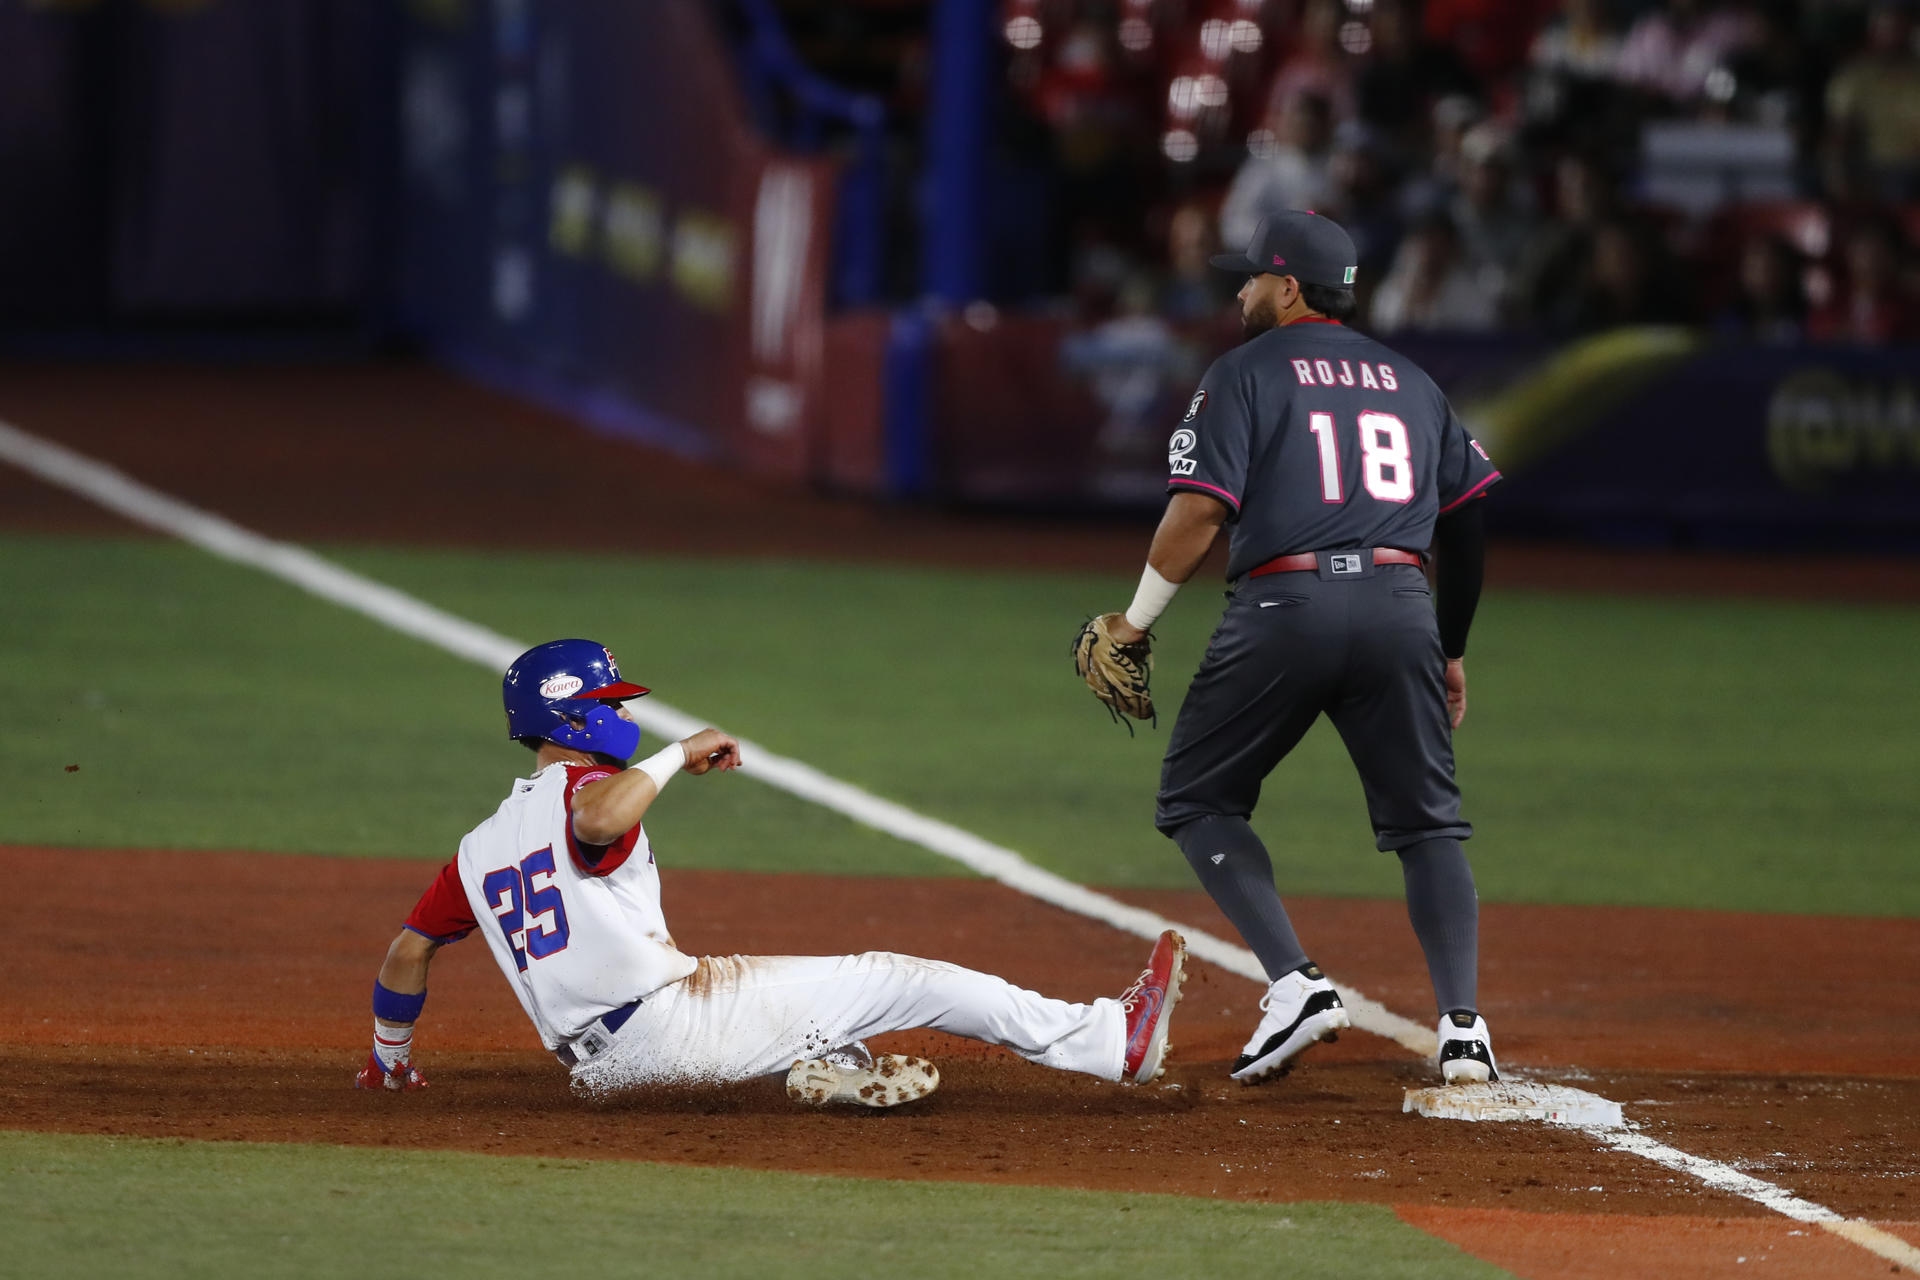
[1074,211,1500,1086]
[355,638,1184,1107]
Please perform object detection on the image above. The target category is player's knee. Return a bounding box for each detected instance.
[386,929,435,966]
[1154,806,1202,838]
[1376,825,1471,854]
[1157,809,1230,841]
[847,950,917,978]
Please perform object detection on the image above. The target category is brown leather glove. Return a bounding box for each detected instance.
[1072,613,1155,728]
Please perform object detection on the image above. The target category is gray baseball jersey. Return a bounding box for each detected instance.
[1165,319,1500,578]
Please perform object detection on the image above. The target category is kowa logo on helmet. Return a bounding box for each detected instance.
[540,675,586,700]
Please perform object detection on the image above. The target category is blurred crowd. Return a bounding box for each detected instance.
[997,0,1920,342]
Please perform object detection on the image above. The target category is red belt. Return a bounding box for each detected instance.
[1247,548,1423,577]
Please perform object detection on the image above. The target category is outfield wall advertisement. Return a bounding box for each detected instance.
[1462,338,1920,548]
[926,318,1920,548]
[397,0,836,479]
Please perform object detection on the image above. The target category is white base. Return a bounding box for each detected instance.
[1403,1081,1624,1128]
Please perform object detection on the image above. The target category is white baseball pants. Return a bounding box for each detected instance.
[569,951,1126,1093]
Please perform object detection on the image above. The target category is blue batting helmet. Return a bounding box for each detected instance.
[502,639,648,760]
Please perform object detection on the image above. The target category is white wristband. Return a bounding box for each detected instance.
[1124,565,1181,632]
[636,741,688,793]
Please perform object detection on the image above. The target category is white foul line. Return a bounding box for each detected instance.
[2,417,1912,1271]
[1601,1131,1920,1268]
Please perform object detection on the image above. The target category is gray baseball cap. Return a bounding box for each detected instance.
[1210,210,1359,288]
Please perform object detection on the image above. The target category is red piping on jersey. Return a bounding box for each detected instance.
[1285,316,1344,327]
[1169,477,1241,509]
[1439,471,1502,515]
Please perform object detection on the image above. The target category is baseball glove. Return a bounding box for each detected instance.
[1072,613,1155,730]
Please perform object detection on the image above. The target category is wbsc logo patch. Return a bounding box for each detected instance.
[1168,428,1198,476]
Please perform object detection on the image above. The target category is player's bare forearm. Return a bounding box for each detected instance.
[570,728,741,844]
[376,930,439,1029]
[1147,492,1230,583]
[1107,494,1228,644]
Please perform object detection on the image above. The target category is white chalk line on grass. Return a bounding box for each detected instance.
[4,417,1913,1272]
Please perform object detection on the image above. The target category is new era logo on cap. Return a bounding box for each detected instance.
[1273,255,1286,266]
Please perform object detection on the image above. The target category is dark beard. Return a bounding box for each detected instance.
[1241,298,1279,342]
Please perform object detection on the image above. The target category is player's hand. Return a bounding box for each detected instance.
[1445,658,1467,729]
[1106,615,1148,644]
[679,728,741,775]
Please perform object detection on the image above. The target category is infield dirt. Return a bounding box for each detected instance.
[6,846,1915,1258]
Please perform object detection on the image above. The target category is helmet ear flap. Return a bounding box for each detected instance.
[545,703,641,762]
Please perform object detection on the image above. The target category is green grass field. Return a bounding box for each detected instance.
[0,1131,1503,1280]
[8,525,1915,1277]
[9,532,1917,916]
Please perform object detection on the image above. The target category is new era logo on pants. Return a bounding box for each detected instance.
[1330,554,1362,575]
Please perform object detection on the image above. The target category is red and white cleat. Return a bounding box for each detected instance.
[1119,929,1187,1083]
[354,1050,428,1091]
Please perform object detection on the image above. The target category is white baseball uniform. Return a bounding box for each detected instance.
[403,761,1128,1091]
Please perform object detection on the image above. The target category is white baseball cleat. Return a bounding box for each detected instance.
[785,1051,940,1109]
[1437,1010,1499,1083]
[1231,961,1351,1084]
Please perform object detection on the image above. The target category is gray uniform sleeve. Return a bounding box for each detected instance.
[1166,356,1252,521]
[1435,398,1502,514]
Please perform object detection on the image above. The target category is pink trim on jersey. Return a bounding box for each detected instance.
[1439,470,1503,514]
[1169,477,1242,510]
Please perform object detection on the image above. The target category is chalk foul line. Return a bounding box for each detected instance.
[3,417,1912,1272]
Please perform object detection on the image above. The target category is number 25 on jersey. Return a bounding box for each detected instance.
[1307,410,1413,505]
[483,847,571,971]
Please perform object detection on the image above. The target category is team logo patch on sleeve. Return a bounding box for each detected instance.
[1168,428,1198,476]
[1183,391,1207,422]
